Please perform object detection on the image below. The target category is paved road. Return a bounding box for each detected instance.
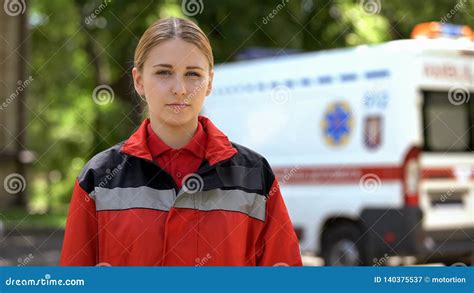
[0,228,63,266]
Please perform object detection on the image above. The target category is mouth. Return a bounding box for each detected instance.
[166,103,190,111]
[167,103,189,106]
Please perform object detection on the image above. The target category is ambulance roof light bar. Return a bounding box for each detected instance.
[411,22,473,40]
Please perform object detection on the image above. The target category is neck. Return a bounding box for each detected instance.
[149,117,198,149]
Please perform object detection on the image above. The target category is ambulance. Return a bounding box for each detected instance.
[203,22,474,266]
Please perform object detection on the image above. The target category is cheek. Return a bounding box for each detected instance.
[144,75,169,94]
[143,79,166,109]
[187,79,208,96]
[145,98,162,114]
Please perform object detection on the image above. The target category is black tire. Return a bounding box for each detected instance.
[322,223,365,266]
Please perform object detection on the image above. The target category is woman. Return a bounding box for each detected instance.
[60,17,302,266]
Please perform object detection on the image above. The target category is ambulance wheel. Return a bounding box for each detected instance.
[322,223,365,266]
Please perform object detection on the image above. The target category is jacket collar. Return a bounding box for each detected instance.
[146,120,207,159]
[121,115,237,167]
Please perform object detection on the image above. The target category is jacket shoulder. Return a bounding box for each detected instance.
[230,142,265,161]
[77,142,126,193]
[227,142,276,195]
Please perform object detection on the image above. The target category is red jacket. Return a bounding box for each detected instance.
[146,119,207,190]
[60,116,302,266]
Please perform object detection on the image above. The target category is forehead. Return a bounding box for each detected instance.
[145,38,208,69]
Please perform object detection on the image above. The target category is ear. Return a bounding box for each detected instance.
[205,70,214,96]
[132,67,145,96]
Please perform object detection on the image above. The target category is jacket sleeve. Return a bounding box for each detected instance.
[60,179,98,266]
[256,178,303,266]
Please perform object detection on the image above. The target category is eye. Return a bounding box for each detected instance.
[156,70,172,76]
[186,71,201,77]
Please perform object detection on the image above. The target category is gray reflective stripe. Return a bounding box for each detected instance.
[174,189,267,221]
[92,186,175,212]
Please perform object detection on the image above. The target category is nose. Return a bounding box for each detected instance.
[172,77,187,97]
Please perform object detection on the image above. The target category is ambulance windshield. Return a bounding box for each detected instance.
[423,91,473,152]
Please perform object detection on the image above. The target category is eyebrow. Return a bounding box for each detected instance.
[152,64,205,70]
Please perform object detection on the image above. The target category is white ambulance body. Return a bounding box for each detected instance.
[203,32,474,265]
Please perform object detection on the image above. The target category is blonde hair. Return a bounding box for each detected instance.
[134,17,214,72]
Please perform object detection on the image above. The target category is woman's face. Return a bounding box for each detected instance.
[132,38,213,128]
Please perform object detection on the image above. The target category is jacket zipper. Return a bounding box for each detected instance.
[121,151,237,266]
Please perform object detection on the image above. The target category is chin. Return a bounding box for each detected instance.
[159,112,195,127]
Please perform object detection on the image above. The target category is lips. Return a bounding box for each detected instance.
[167,103,189,107]
[166,103,190,111]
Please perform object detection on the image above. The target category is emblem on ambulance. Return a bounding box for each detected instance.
[364,115,382,150]
[322,101,353,146]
